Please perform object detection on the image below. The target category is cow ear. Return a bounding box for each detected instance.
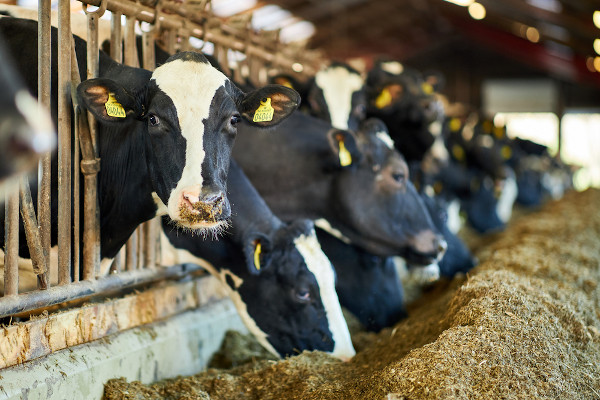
[243,234,272,275]
[239,84,300,127]
[77,78,142,124]
[327,129,361,168]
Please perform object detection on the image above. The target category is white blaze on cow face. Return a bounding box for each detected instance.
[294,230,356,361]
[314,219,352,244]
[375,130,395,150]
[151,59,228,228]
[315,66,364,130]
[496,174,518,223]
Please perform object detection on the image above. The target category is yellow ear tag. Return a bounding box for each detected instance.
[105,93,127,118]
[253,98,274,123]
[452,144,465,162]
[422,82,434,95]
[449,118,462,132]
[493,126,505,139]
[253,242,262,271]
[375,88,392,109]
[501,145,512,160]
[281,80,294,89]
[338,140,352,167]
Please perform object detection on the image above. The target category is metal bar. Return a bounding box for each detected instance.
[78,0,320,76]
[0,264,205,318]
[141,28,156,71]
[125,230,137,271]
[137,225,143,269]
[124,15,138,67]
[4,182,19,297]
[19,178,48,290]
[164,28,176,55]
[37,0,52,288]
[57,0,72,285]
[142,219,156,269]
[110,11,123,63]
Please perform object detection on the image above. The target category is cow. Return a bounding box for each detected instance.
[233,114,447,265]
[315,227,407,332]
[159,161,355,360]
[303,62,367,132]
[0,32,55,194]
[0,18,299,273]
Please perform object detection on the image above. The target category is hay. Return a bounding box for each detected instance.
[104,189,600,400]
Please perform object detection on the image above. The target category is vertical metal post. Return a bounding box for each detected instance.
[124,15,138,67]
[57,0,72,285]
[19,178,48,289]
[4,182,19,296]
[111,11,123,63]
[37,0,52,288]
[126,231,137,271]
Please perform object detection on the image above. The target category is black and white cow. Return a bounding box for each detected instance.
[0,18,299,272]
[304,62,367,132]
[0,32,54,193]
[315,227,407,332]
[234,114,447,264]
[160,161,355,359]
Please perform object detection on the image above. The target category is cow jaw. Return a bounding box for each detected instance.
[151,58,230,230]
[294,230,356,361]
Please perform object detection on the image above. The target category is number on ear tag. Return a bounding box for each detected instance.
[105,93,127,118]
[254,242,262,270]
[253,98,274,123]
[338,140,352,167]
[375,88,392,109]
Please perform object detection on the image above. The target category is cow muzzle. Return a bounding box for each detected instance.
[406,230,447,265]
[178,186,229,227]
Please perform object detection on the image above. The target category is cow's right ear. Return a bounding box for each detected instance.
[242,234,272,275]
[77,78,142,124]
[327,129,361,168]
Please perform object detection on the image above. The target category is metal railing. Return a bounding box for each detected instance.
[1,0,322,319]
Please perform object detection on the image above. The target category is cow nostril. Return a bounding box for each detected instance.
[203,192,224,205]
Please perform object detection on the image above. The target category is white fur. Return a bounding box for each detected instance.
[380,61,404,75]
[15,90,56,153]
[152,59,228,228]
[294,230,356,360]
[496,174,518,223]
[314,219,352,244]
[446,199,463,235]
[376,130,395,150]
[315,66,364,130]
[158,230,280,357]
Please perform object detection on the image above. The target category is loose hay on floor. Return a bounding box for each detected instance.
[103,189,600,400]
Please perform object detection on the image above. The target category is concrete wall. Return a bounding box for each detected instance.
[0,299,246,400]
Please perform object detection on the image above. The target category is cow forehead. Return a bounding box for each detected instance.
[315,66,364,130]
[151,59,229,128]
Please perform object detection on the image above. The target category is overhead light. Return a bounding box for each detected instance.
[586,57,596,73]
[525,0,562,13]
[595,39,600,55]
[526,27,540,43]
[468,2,486,20]
[594,11,600,29]
[444,0,474,6]
[594,57,600,72]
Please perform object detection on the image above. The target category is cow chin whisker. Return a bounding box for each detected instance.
[168,218,231,240]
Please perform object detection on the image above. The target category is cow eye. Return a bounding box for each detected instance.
[148,114,160,126]
[294,288,311,303]
[392,172,405,183]
[230,115,241,126]
[354,104,366,116]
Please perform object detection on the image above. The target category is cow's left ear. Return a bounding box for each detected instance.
[239,85,300,127]
[77,78,143,125]
[243,234,273,275]
[327,129,361,168]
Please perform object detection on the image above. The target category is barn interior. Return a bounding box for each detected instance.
[0,0,599,399]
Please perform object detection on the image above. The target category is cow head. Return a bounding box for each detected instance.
[307,63,366,131]
[321,118,447,265]
[226,219,355,360]
[77,51,299,234]
[0,36,55,190]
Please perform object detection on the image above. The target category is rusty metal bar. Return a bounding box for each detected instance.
[124,15,138,67]
[37,0,52,289]
[19,178,48,290]
[78,0,320,76]
[142,219,156,269]
[141,28,156,71]
[125,230,137,271]
[57,0,72,285]
[110,11,123,63]
[4,182,19,297]
[0,263,205,318]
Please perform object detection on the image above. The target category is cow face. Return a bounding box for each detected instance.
[230,220,355,359]
[308,64,366,131]
[0,36,54,190]
[78,52,299,234]
[324,119,447,265]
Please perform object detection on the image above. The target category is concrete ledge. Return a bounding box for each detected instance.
[0,299,246,400]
